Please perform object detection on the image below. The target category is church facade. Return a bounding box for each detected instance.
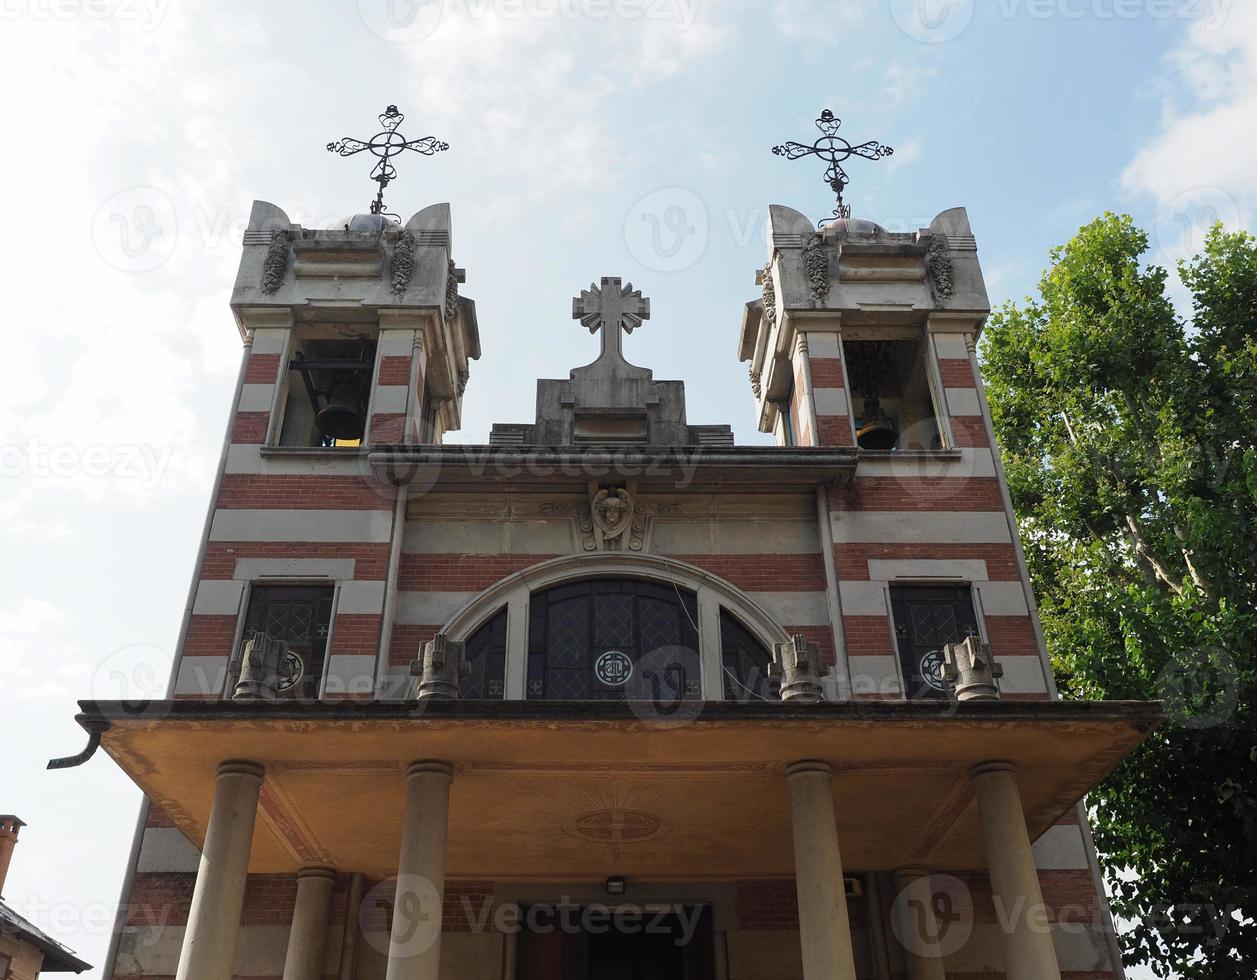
[60,197,1161,980]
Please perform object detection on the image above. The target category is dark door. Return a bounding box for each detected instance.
[888,584,979,700]
[516,906,714,980]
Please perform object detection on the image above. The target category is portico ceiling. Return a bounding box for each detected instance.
[70,699,1160,879]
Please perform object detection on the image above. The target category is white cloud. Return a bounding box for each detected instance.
[1122,4,1256,269]
[882,59,937,110]
[771,0,876,39]
[389,0,727,219]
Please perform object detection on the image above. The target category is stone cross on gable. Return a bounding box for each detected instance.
[572,277,650,363]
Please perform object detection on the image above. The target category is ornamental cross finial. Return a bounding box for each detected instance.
[772,109,893,222]
[326,105,449,220]
[572,277,650,364]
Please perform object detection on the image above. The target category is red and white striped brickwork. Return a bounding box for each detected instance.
[115,203,1121,980]
[174,320,426,702]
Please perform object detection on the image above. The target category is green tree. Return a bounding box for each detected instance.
[981,214,1257,978]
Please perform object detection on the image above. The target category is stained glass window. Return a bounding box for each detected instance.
[238,585,334,699]
[526,580,700,701]
[889,584,979,700]
[719,610,779,701]
[462,607,507,699]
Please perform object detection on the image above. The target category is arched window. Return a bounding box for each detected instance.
[525,579,700,701]
[463,607,507,699]
[719,610,780,701]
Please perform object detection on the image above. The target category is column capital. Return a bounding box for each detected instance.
[785,759,833,779]
[405,760,455,780]
[969,760,1015,781]
[296,865,338,882]
[217,760,265,780]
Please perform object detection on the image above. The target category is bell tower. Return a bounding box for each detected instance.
[739,205,988,452]
[229,199,479,449]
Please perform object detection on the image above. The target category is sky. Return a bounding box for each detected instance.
[0,0,1254,976]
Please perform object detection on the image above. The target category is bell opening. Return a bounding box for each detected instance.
[279,335,378,449]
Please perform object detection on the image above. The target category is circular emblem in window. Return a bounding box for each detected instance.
[919,649,947,692]
[278,649,306,692]
[594,650,633,687]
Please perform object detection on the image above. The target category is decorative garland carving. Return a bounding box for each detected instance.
[803,233,831,302]
[390,230,416,295]
[749,365,763,400]
[926,237,954,299]
[456,368,469,396]
[760,263,776,327]
[444,259,459,324]
[261,230,289,294]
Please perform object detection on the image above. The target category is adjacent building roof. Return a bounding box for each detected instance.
[0,897,91,973]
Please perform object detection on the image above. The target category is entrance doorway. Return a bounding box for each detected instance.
[515,905,714,980]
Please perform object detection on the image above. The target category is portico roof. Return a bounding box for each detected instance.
[66,699,1161,880]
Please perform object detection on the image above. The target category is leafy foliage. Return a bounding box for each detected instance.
[981,215,1257,978]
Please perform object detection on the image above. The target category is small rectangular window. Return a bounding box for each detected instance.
[889,584,979,700]
[232,584,335,699]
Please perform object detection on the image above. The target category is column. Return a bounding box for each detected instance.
[175,760,265,980]
[970,762,1062,980]
[282,866,337,980]
[384,761,454,980]
[890,868,947,980]
[785,760,857,980]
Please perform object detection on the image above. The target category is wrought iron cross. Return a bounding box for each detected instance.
[572,277,650,363]
[326,105,449,219]
[772,109,893,221]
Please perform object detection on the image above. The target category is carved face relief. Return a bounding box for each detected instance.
[591,488,633,540]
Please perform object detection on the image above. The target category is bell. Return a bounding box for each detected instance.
[856,397,898,451]
[315,378,366,441]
